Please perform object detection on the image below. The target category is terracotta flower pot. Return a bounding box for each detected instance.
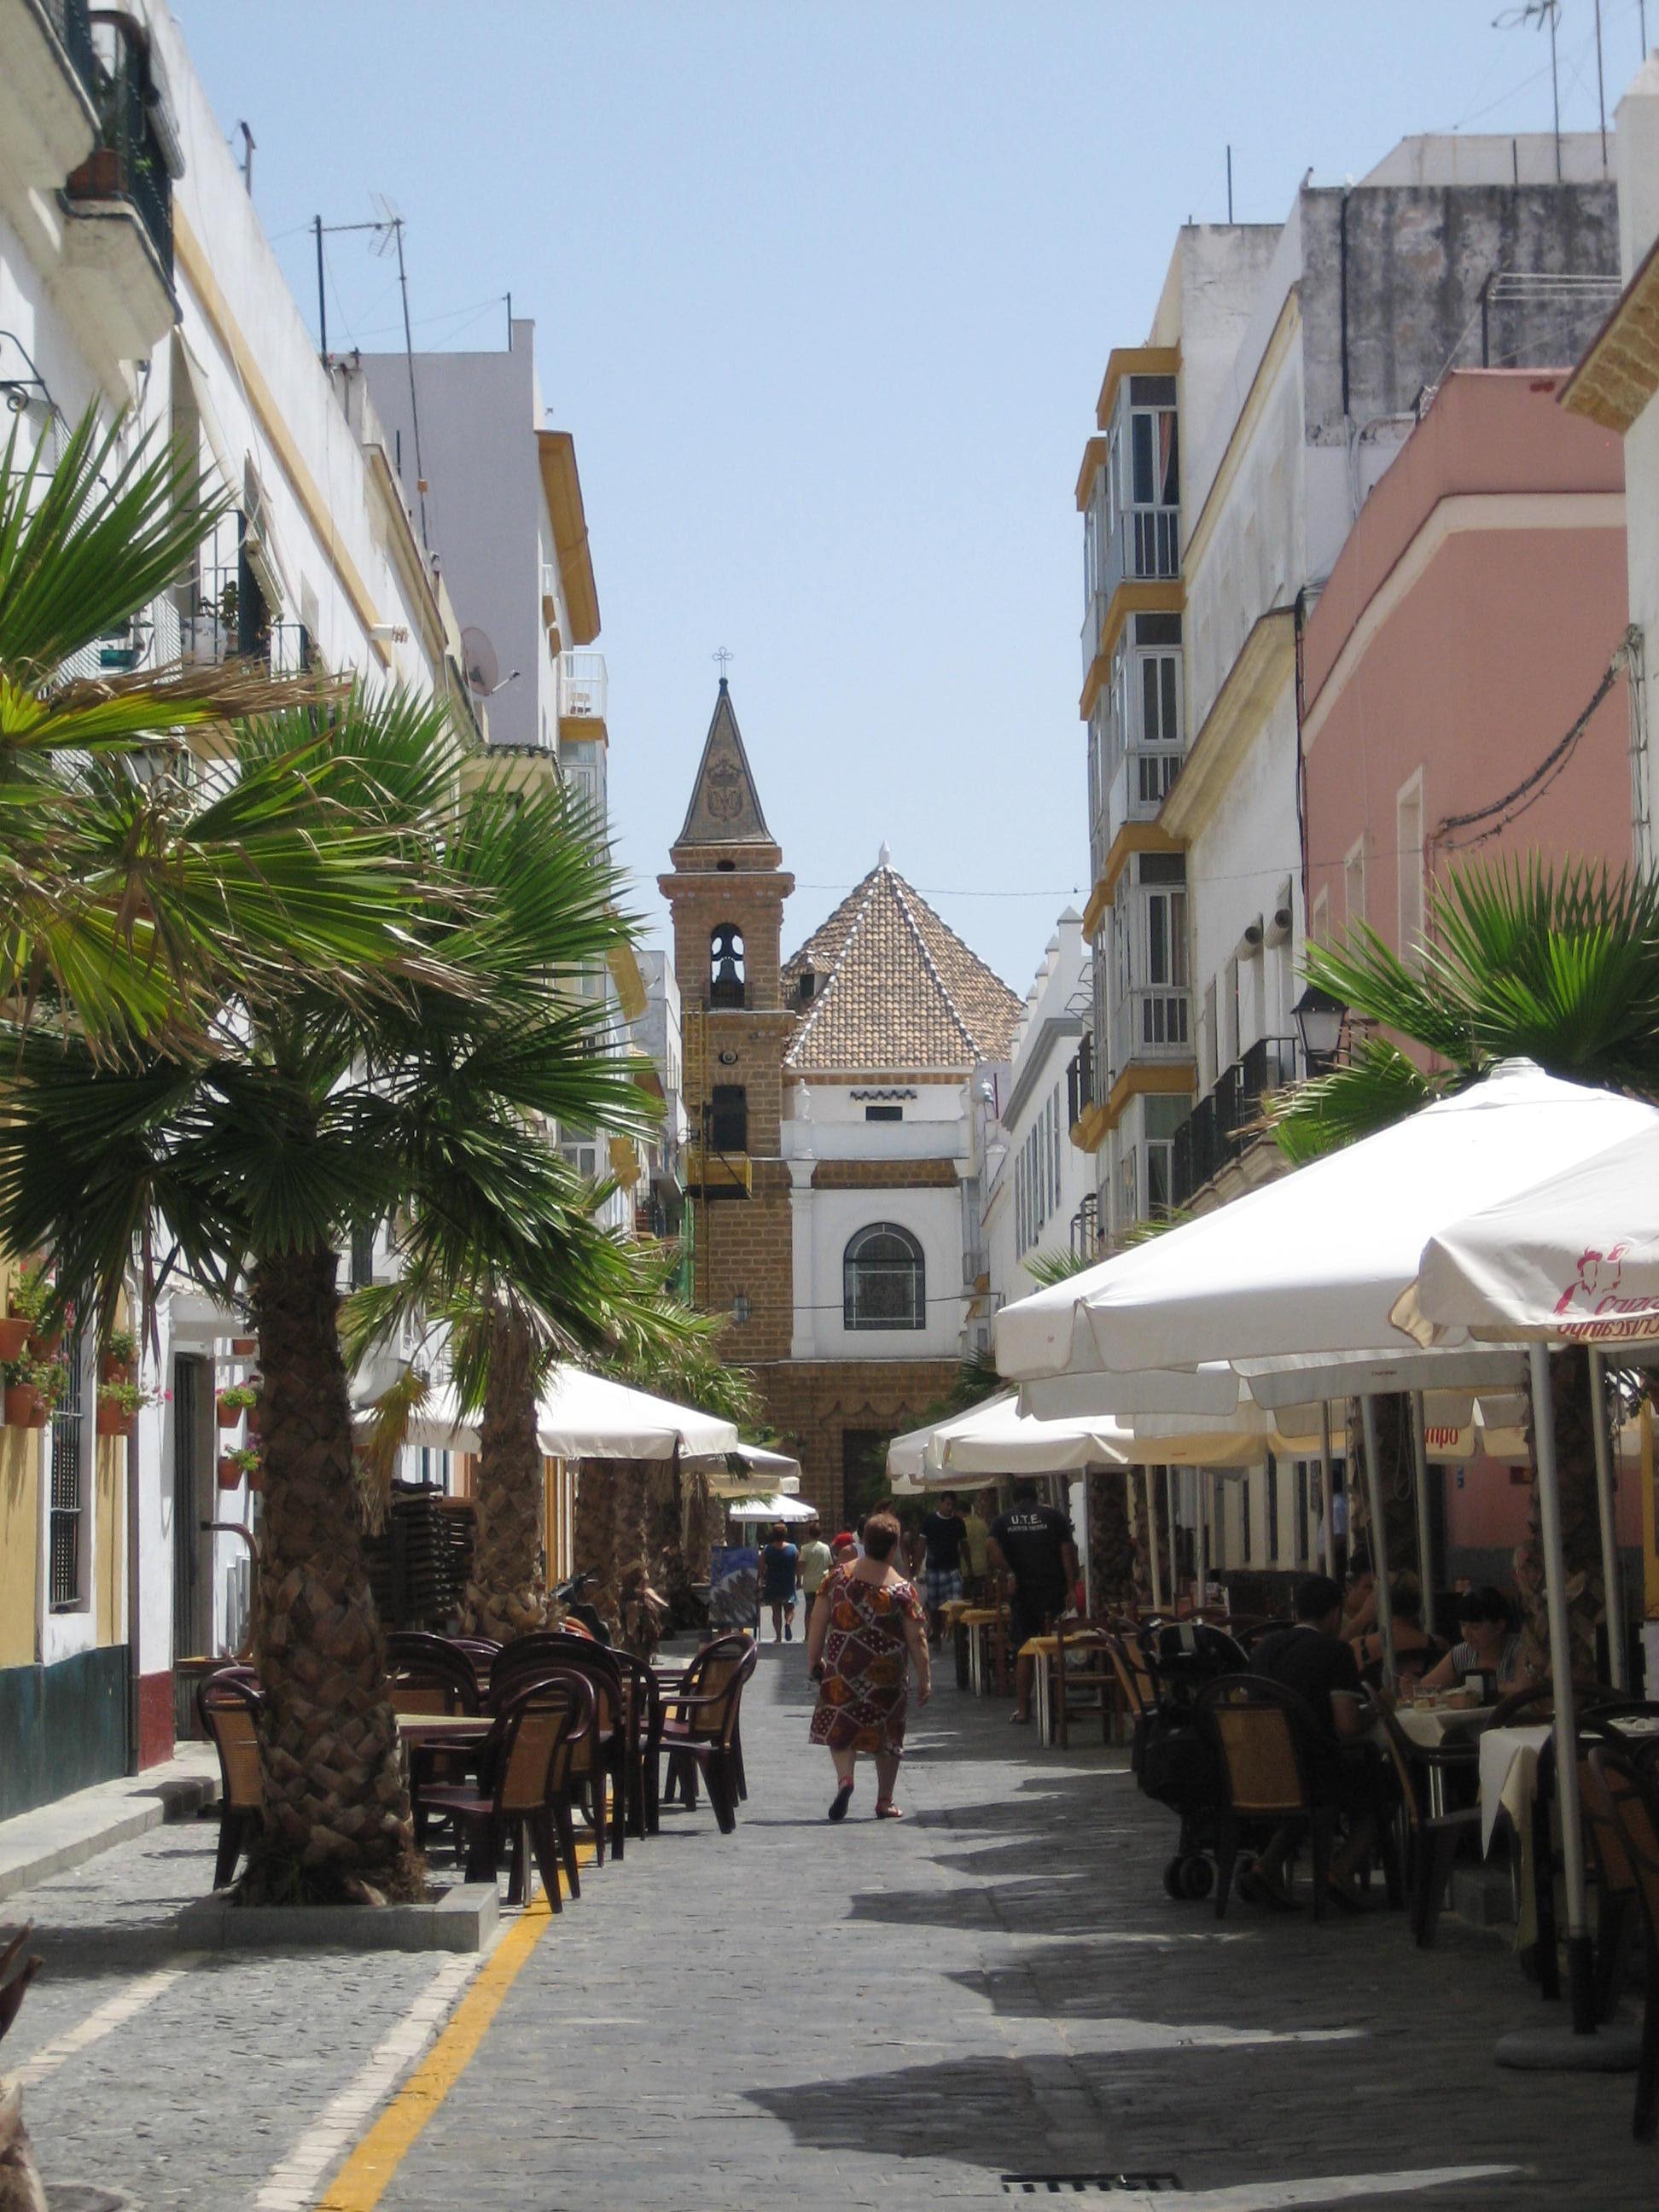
[96,1400,136,1438]
[245,1406,260,1437]
[217,1453,242,1490]
[0,1318,29,1363]
[100,1355,133,1386]
[26,1329,61,1360]
[230,1336,258,1356]
[216,1398,243,1430]
[4,1386,47,1430]
[247,1462,263,1493]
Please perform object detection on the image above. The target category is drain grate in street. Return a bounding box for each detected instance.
[1001,2177,1183,2196]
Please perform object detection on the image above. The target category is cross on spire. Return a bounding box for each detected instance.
[713,646,734,685]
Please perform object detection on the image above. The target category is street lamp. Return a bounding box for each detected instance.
[1292,981,1347,1068]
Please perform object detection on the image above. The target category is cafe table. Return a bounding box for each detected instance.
[1016,1634,1065,1743]
[1478,1712,1659,1956]
[957,1607,1007,1697]
[1388,1697,1492,1818]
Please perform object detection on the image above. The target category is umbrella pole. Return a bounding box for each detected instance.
[1166,1463,1180,1610]
[1144,1469,1164,1613]
[1357,1394,1396,1690]
[1496,1343,1637,2069]
[1588,1349,1627,1692]
[1532,1342,1596,2032]
[1410,1390,1435,1604]
[1196,1469,1209,1611]
[1319,1403,1337,1583]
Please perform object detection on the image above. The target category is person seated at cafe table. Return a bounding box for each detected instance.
[1352,1572,1442,1689]
[1416,1585,1525,1699]
[1339,1552,1377,1645]
[1250,1574,1397,1913]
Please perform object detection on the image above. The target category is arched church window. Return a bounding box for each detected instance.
[842,1222,926,1332]
[709,922,746,1007]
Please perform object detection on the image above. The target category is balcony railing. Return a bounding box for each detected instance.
[1102,500,1180,605]
[1168,1038,1299,1206]
[558,651,608,725]
[41,0,96,85]
[1110,987,1190,1080]
[1112,742,1181,826]
[1080,591,1108,689]
[64,13,173,281]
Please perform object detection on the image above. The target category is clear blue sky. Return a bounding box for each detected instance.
[172,0,1645,990]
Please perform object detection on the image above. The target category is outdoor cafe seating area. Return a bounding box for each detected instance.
[195,1622,760,1914]
[912,1061,1659,2139]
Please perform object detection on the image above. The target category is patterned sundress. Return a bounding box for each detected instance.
[808,1564,926,1758]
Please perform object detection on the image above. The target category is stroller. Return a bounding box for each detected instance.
[1132,1621,1249,1901]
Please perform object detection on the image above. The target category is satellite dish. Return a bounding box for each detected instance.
[461,626,498,698]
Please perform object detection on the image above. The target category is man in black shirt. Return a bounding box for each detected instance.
[918,1492,969,1647]
[1253,1574,1392,1909]
[987,1483,1079,1725]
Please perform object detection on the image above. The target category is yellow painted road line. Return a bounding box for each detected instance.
[314,1851,591,2212]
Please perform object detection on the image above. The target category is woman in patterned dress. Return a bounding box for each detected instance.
[806,1511,931,1821]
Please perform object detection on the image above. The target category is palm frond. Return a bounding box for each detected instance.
[1270,1034,1435,1165]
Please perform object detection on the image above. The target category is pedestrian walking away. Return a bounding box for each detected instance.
[760,1520,800,1642]
[917,1489,969,1646]
[806,1511,931,1819]
[987,1481,1079,1725]
[795,1516,832,1650]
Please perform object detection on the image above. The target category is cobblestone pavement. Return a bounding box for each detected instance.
[5,1645,1658,2210]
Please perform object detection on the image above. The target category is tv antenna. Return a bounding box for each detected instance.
[311,196,430,550]
[1493,1,1562,182]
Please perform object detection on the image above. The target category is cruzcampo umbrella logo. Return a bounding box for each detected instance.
[1552,1243,1659,1339]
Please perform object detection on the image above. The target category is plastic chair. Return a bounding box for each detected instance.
[1196,1674,1339,1922]
[1374,1701,1481,1947]
[1587,1745,1659,2140]
[197,1668,265,1889]
[492,1633,629,1860]
[659,1637,759,1834]
[416,1672,594,1910]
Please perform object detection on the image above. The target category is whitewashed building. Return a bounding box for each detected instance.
[979,910,1094,1324]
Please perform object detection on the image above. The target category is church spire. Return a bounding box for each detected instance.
[672,681,777,857]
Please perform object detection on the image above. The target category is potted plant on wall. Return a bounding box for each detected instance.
[3,1357,65,1430]
[215,1381,259,1431]
[7,1266,66,1359]
[99,1329,136,1384]
[217,1442,262,1492]
[96,1376,168,1438]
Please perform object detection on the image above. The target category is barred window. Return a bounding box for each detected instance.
[842,1222,925,1332]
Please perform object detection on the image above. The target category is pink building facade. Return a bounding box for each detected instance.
[1302,369,1634,1572]
[1301,369,1631,963]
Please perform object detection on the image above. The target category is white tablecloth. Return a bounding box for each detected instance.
[1394,1703,1493,1750]
[1478,1724,1549,1853]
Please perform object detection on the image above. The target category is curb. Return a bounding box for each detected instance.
[177,1882,499,1953]
[0,1769,216,1906]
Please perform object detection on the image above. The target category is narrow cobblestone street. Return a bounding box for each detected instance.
[4,1647,1657,2209]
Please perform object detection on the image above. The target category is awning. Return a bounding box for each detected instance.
[725,1492,818,1523]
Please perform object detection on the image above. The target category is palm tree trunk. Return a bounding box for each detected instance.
[1086,1468,1136,1612]
[463,1306,548,1640]
[1348,1394,1421,1580]
[1515,1348,1604,1684]
[246,1244,419,1903]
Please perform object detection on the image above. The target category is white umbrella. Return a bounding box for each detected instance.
[1402,1121,1659,2039]
[725,1442,803,1493]
[384,1367,741,1462]
[725,1492,818,1524]
[997,1062,1657,1379]
[997,1064,1657,1677]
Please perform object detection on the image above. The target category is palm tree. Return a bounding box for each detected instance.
[0,698,660,1901]
[1273,856,1659,1675]
[0,408,424,1057]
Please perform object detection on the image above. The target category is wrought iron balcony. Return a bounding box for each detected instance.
[63,11,174,283]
